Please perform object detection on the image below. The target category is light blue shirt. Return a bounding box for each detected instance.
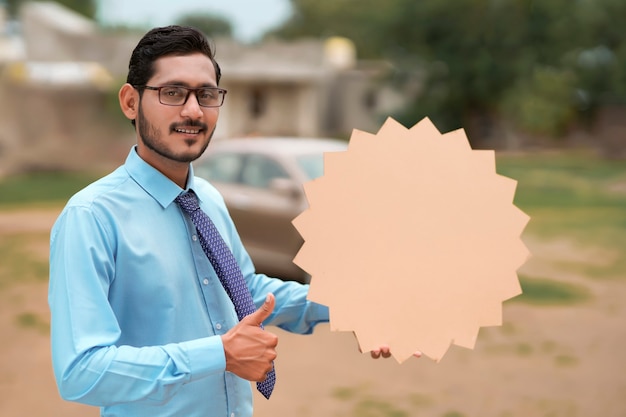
[48,147,329,417]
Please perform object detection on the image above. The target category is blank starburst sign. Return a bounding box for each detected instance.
[293,117,530,363]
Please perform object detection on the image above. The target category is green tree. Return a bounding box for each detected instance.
[176,13,233,38]
[3,0,22,17]
[272,0,626,141]
[501,67,577,136]
[56,0,96,18]
[266,0,396,59]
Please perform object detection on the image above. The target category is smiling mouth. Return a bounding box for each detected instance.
[174,127,202,134]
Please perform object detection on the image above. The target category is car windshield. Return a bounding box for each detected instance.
[296,154,326,180]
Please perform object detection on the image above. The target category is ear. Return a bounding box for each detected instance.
[119,83,139,121]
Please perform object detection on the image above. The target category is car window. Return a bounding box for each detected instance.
[296,154,325,180]
[195,153,243,183]
[240,155,289,189]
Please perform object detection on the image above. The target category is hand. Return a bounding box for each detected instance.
[221,293,278,382]
[369,345,423,359]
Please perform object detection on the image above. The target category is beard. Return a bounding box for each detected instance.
[137,104,214,163]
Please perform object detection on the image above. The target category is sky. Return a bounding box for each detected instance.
[96,0,292,43]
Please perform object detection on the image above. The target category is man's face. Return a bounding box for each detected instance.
[135,53,220,166]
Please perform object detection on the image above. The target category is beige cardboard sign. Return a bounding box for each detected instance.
[293,117,530,363]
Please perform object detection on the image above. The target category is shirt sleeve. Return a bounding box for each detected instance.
[48,205,226,407]
[250,275,330,334]
[225,210,330,334]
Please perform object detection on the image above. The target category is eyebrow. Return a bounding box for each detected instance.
[158,81,218,88]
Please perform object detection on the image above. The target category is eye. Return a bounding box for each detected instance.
[198,89,217,100]
[161,87,186,97]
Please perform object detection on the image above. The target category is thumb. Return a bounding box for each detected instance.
[244,293,275,326]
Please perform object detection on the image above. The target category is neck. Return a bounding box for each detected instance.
[136,145,190,189]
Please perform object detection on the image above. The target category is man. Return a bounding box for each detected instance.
[49,25,396,417]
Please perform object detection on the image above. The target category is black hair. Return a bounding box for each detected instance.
[127,25,221,87]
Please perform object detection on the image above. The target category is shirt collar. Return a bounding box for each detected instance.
[124,146,197,209]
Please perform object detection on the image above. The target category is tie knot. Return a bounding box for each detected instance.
[175,191,201,214]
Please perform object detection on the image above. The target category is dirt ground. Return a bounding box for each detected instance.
[1,208,625,417]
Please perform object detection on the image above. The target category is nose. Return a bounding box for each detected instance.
[180,91,204,119]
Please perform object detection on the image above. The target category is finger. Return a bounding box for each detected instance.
[243,293,275,326]
[376,345,391,359]
[371,351,391,359]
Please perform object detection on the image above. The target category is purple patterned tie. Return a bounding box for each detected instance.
[175,190,276,399]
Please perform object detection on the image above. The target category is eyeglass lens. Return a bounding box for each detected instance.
[159,86,224,107]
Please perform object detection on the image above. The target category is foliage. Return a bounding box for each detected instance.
[272,0,626,138]
[3,0,21,16]
[176,13,233,38]
[501,67,578,136]
[4,0,96,18]
[54,0,96,18]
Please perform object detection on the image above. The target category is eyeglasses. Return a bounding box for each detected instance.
[136,85,227,108]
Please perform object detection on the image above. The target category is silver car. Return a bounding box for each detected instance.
[194,137,348,283]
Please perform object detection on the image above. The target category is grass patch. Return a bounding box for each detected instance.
[509,275,592,306]
[353,398,408,417]
[500,321,517,335]
[524,207,626,250]
[0,171,100,208]
[0,233,49,288]
[541,340,558,354]
[497,151,626,206]
[332,386,424,416]
[551,255,626,281]
[554,354,579,367]
[442,411,466,417]
[408,393,433,408]
[515,343,534,356]
[497,152,626,271]
[332,386,360,401]
[524,207,626,280]
[16,312,49,334]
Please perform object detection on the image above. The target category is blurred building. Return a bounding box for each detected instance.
[0,2,134,174]
[0,1,410,174]
[215,36,405,139]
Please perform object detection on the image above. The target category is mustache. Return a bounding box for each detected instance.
[170,120,208,131]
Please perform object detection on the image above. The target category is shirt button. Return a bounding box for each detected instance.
[215,323,222,330]
[192,235,198,241]
[203,278,209,285]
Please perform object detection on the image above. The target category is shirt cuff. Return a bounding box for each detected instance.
[309,302,330,322]
[180,336,226,381]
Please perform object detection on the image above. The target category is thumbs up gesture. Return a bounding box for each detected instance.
[221,293,278,382]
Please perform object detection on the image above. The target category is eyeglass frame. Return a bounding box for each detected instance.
[134,85,228,108]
